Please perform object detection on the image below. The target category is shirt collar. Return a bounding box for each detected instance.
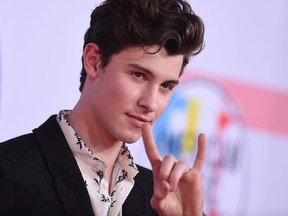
[57,110,138,177]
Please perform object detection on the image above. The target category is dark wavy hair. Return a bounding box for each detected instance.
[79,0,205,92]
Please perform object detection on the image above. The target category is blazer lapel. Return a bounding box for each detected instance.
[122,166,158,216]
[33,115,94,216]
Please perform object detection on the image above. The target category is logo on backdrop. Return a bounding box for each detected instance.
[152,74,250,216]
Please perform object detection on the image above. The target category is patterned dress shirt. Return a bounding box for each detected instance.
[57,110,139,216]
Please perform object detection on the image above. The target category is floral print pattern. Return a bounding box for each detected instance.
[57,110,139,216]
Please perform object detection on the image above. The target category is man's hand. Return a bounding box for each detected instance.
[142,123,206,216]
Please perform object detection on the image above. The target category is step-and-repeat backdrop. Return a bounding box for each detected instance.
[1,1,287,215]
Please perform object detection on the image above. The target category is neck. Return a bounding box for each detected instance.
[67,103,123,189]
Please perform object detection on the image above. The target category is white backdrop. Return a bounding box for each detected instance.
[0,1,287,215]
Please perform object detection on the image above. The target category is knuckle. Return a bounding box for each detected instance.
[163,154,176,162]
[177,160,187,167]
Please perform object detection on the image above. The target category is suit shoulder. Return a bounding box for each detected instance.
[0,133,36,150]
[0,133,42,165]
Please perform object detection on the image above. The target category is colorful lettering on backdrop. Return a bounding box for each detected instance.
[152,72,250,216]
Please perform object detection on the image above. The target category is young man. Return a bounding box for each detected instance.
[0,0,206,215]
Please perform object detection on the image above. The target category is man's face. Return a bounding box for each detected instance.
[86,45,183,144]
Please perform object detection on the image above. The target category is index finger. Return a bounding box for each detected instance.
[192,133,207,172]
[141,123,162,169]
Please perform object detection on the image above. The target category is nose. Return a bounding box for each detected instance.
[138,87,159,112]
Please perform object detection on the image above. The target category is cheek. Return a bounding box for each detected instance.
[119,79,144,100]
[107,82,139,105]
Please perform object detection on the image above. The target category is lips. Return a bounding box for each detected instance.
[126,114,151,128]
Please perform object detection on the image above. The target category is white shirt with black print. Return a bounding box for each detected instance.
[57,110,139,216]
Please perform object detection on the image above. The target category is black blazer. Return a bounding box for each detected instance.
[0,115,158,216]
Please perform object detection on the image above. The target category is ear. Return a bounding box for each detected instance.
[83,43,102,78]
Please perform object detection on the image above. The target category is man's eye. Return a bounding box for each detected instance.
[161,83,173,90]
[132,72,143,78]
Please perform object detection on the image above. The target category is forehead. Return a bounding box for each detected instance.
[110,45,184,76]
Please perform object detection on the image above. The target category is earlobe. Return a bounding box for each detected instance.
[83,43,102,78]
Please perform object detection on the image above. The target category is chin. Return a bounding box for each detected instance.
[124,138,140,144]
[120,133,141,144]
[122,136,140,144]
[116,124,141,143]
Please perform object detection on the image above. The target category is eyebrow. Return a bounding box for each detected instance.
[128,63,179,85]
